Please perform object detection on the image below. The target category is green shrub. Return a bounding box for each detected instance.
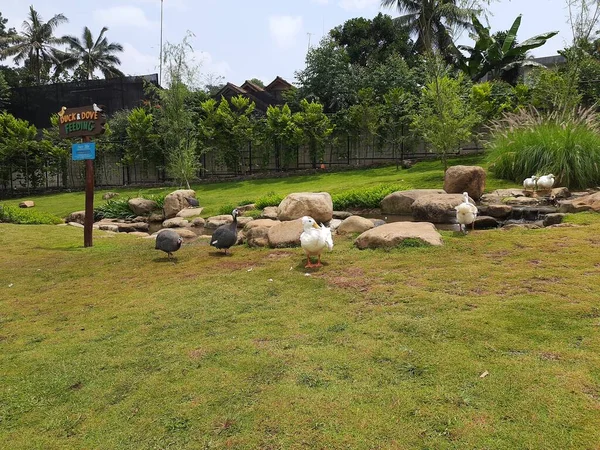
[0,204,62,225]
[332,183,409,210]
[94,198,135,220]
[218,204,237,215]
[243,209,263,219]
[143,193,166,210]
[487,107,600,189]
[255,191,284,209]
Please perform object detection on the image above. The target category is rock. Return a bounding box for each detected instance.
[401,159,414,169]
[502,222,542,230]
[169,228,198,240]
[504,196,542,206]
[176,207,204,218]
[244,219,280,247]
[98,224,119,232]
[133,216,148,223]
[380,189,446,215]
[490,189,526,198]
[333,211,353,220]
[68,222,84,228]
[443,165,486,200]
[191,217,206,228]
[477,204,512,219]
[163,189,196,219]
[277,192,333,223]
[102,192,119,200]
[550,187,570,199]
[267,218,304,248]
[148,212,164,222]
[329,219,342,231]
[18,201,34,208]
[557,192,600,213]
[474,216,499,229]
[355,222,443,249]
[205,215,250,230]
[411,194,471,223]
[543,213,566,227]
[337,216,375,234]
[236,203,256,213]
[118,222,149,232]
[66,211,86,225]
[261,207,279,220]
[128,198,157,216]
[163,217,189,228]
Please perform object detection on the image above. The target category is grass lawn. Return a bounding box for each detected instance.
[2,156,519,219]
[1,209,600,448]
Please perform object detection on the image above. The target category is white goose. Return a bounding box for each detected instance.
[454,192,478,234]
[300,216,333,268]
[523,175,538,192]
[536,174,555,191]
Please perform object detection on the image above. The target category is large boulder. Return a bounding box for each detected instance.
[176,207,204,219]
[411,194,471,223]
[163,189,196,219]
[355,222,443,249]
[444,165,486,200]
[128,198,157,216]
[66,210,86,225]
[163,217,189,228]
[244,219,280,247]
[337,216,374,234]
[380,189,446,215]
[267,219,304,248]
[558,192,600,213]
[261,206,279,220]
[477,204,512,219]
[205,215,252,230]
[116,222,149,233]
[277,192,333,223]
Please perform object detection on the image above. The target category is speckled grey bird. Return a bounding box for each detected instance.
[210,209,239,254]
[155,229,183,260]
[185,196,200,208]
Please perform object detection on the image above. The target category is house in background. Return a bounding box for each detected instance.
[213,76,293,113]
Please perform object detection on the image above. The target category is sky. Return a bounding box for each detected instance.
[1,0,579,87]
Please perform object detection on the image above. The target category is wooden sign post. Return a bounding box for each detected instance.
[58,104,106,248]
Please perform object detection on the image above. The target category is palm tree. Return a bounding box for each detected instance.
[0,6,68,84]
[60,26,124,80]
[380,0,477,61]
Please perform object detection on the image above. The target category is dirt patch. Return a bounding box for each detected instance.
[188,348,208,360]
[318,267,371,292]
[539,352,561,361]
[267,251,294,260]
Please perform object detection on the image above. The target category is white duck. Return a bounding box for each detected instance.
[454,192,478,234]
[536,174,555,191]
[300,216,333,268]
[523,175,538,192]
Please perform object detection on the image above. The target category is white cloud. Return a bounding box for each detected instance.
[311,0,329,4]
[194,51,232,79]
[338,0,379,10]
[119,43,158,76]
[269,15,304,49]
[93,6,158,29]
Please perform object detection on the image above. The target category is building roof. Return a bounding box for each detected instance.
[213,76,293,112]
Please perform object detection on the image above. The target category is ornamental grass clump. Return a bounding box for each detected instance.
[487,107,600,189]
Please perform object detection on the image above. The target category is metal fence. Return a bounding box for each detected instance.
[1,136,484,196]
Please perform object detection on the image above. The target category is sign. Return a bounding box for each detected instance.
[72,142,96,161]
[58,105,106,138]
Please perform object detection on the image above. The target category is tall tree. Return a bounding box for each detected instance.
[0,11,17,56]
[380,0,477,61]
[59,26,124,80]
[329,13,414,66]
[0,6,68,84]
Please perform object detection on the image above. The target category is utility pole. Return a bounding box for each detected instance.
[159,0,164,86]
[307,32,313,51]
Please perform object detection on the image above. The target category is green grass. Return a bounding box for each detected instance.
[1,212,600,448]
[2,156,519,219]
[0,204,62,225]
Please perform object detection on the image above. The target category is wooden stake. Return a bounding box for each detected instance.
[83,136,94,248]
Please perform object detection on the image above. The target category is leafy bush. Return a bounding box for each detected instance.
[332,183,409,210]
[218,204,237,215]
[143,193,166,209]
[487,107,600,189]
[0,204,62,225]
[255,192,284,209]
[243,209,263,219]
[94,198,136,220]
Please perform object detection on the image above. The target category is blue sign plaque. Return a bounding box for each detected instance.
[71,142,96,161]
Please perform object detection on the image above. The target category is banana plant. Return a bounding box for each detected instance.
[458,14,558,83]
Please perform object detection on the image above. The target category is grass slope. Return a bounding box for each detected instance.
[3,156,518,219]
[1,214,600,448]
